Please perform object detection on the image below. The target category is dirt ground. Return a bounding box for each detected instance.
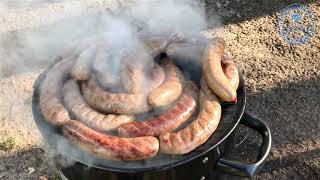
[0,0,319,179]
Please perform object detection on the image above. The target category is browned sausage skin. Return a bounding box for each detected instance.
[148,58,184,108]
[39,57,76,126]
[202,37,237,102]
[62,80,134,132]
[62,120,159,160]
[222,55,240,90]
[81,77,151,114]
[159,81,221,154]
[118,81,199,137]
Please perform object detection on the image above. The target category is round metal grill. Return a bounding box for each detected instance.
[32,52,246,172]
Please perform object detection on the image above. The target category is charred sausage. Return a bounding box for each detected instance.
[148,58,184,108]
[202,37,237,102]
[63,80,134,132]
[39,57,75,126]
[118,82,198,137]
[62,120,159,160]
[159,81,221,154]
[81,77,151,114]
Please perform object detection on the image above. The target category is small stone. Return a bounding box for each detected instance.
[256,52,264,58]
[236,13,241,18]
[216,2,222,8]
[28,167,35,174]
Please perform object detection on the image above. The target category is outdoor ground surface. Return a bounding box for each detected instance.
[0,0,319,179]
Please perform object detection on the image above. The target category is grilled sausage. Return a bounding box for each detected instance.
[39,57,75,126]
[91,34,175,92]
[202,37,237,102]
[63,80,134,132]
[70,45,96,81]
[62,120,159,160]
[222,55,239,90]
[118,82,198,137]
[148,58,184,108]
[159,81,221,154]
[81,77,151,114]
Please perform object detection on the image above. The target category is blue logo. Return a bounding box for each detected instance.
[278,4,316,45]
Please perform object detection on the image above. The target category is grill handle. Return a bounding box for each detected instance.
[216,112,272,177]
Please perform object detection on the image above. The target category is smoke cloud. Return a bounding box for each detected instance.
[0,0,209,77]
[2,0,220,169]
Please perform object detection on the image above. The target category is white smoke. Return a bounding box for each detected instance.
[1,0,220,170]
[0,0,209,77]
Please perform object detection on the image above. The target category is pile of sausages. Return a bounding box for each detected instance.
[39,35,239,161]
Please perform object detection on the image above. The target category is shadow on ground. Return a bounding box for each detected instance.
[222,77,320,179]
[204,0,319,25]
[1,77,318,180]
[0,148,55,179]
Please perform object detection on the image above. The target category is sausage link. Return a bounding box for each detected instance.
[202,37,237,102]
[222,55,240,90]
[62,120,159,160]
[81,77,151,114]
[40,57,75,126]
[159,81,221,154]
[92,34,172,92]
[118,82,198,137]
[63,80,134,132]
[148,58,184,108]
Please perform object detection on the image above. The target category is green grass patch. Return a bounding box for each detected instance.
[0,137,15,151]
[52,171,62,180]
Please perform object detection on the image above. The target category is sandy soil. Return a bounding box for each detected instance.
[0,0,319,179]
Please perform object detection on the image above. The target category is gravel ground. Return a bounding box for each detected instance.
[0,0,319,179]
